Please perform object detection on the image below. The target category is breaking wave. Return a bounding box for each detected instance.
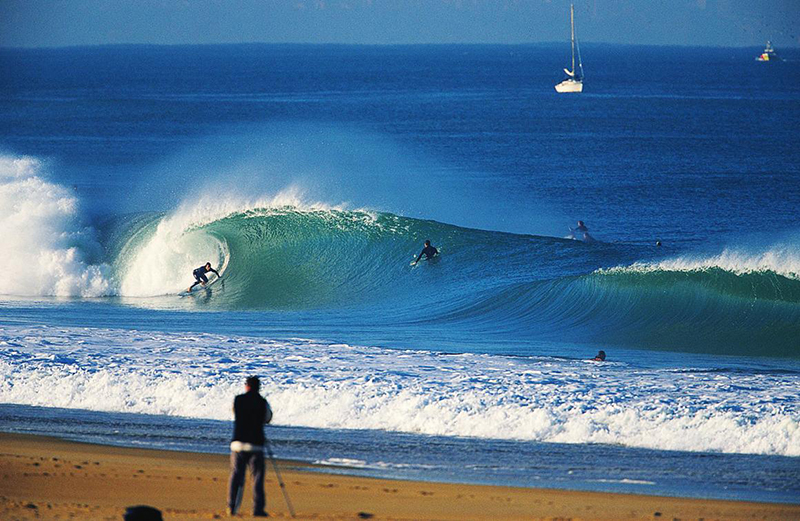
[2,153,799,357]
[0,156,110,297]
[1,325,797,457]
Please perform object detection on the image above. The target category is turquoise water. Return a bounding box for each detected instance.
[0,44,799,502]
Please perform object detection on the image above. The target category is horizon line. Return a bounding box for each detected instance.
[2,41,796,51]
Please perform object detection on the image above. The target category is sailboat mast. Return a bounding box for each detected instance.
[570,3,576,75]
[555,2,583,92]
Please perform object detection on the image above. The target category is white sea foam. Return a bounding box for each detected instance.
[591,478,655,486]
[0,155,111,297]
[314,458,439,471]
[601,235,800,280]
[1,324,798,457]
[316,458,369,468]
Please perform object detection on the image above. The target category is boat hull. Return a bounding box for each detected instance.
[555,79,583,93]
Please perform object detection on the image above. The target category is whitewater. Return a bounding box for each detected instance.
[2,324,798,457]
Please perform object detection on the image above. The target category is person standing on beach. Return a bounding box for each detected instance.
[228,376,273,517]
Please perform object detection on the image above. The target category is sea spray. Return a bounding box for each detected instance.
[0,155,110,297]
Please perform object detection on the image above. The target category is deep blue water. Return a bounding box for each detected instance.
[0,44,799,503]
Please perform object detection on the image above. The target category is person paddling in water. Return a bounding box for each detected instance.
[188,262,221,292]
[569,220,594,242]
[412,240,439,265]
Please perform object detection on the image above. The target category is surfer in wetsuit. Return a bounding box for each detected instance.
[569,220,594,242]
[412,240,439,265]
[187,262,221,292]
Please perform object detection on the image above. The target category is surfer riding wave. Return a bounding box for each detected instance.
[188,262,221,292]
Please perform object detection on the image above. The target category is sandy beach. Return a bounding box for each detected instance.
[1,433,797,520]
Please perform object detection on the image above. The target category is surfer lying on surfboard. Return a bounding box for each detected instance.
[412,240,439,265]
[187,262,221,293]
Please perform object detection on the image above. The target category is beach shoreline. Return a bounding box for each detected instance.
[1,432,798,520]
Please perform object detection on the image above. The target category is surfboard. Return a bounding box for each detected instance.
[410,251,441,267]
[179,275,222,297]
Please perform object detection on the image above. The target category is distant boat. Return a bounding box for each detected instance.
[555,3,584,93]
[756,41,780,62]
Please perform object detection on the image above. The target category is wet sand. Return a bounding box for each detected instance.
[1,433,798,520]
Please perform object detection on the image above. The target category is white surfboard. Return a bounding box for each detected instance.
[179,275,222,297]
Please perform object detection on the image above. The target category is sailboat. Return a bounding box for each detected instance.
[555,3,584,93]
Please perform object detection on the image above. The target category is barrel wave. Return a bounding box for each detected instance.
[107,202,800,358]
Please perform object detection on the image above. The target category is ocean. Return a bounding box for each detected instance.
[1,43,799,503]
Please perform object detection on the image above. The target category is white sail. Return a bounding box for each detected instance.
[564,68,575,77]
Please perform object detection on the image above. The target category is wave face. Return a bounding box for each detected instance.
[114,204,443,308]
[446,263,800,358]
[1,325,797,457]
[110,201,800,357]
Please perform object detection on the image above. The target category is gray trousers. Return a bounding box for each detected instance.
[228,450,266,514]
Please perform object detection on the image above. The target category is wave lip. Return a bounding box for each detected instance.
[632,244,800,280]
[595,264,800,304]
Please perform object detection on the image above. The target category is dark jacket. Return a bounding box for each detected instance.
[232,391,272,445]
[415,245,438,263]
